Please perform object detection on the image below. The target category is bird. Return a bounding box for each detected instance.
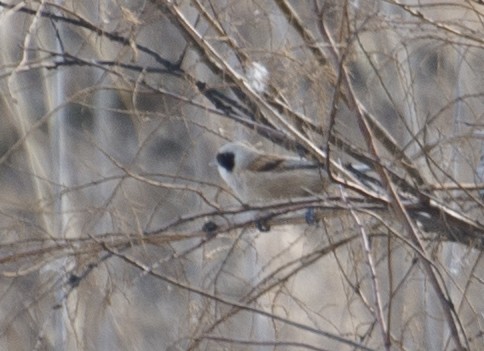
[215,141,329,203]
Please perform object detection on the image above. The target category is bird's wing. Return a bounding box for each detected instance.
[247,154,320,172]
[247,154,285,172]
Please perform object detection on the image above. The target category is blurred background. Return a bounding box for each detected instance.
[0,1,483,350]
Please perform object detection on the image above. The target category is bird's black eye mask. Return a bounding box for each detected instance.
[216,152,235,172]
